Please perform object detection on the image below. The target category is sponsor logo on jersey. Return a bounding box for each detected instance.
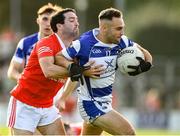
[105,59,114,70]
[92,49,102,54]
[38,46,52,55]
[103,59,115,74]
[119,49,134,57]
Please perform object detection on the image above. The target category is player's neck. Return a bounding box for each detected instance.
[39,34,44,39]
[96,33,109,44]
[39,33,49,39]
[58,34,74,48]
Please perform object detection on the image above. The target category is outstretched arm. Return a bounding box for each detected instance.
[55,51,105,79]
[39,52,84,80]
[39,56,69,79]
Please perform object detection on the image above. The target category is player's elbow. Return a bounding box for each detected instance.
[7,70,12,79]
[43,69,67,79]
[7,70,16,81]
[43,72,67,79]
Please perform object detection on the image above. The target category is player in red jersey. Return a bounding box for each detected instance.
[6,8,86,135]
[7,3,62,135]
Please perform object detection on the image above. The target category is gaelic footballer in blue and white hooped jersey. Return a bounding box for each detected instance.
[62,28,135,101]
[13,33,40,67]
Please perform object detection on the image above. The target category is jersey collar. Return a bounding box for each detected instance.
[37,32,41,40]
[55,33,66,49]
[92,28,117,48]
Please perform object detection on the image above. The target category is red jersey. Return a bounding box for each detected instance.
[11,34,65,108]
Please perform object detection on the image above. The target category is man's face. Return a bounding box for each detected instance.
[61,12,79,39]
[37,13,53,37]
[105,17,125,44]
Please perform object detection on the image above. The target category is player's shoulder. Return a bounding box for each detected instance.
[79,29,96,41]
[120,35,131,43]
[24,33,38,39]
[23,33,38,41]
[16,33,38,49]
[79,29,98,47]
[21,32,39,45]
[119,35,134,49]
[37,34,57,46]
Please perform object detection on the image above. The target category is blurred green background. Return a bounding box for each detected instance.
[0,0,180,135]
[1,0,180,56]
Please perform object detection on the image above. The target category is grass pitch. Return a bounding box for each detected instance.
[0,126,9,136]
[1,126,180,136]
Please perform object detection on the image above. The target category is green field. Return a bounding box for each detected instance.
[105,129,180,136]
[1,126,180,136]
[136,129,180,136]
[0,127,9,136]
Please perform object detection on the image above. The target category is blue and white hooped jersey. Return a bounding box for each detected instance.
[62,28,134,102]
[12,33,40,67]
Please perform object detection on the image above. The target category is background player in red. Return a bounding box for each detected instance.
[7,4,62,135]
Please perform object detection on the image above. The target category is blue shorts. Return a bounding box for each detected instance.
[78,99,112,123]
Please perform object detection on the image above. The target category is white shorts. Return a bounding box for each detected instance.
[78,99,112,123]
[6,96,61,132]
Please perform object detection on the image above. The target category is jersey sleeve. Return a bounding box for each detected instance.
[12,38,25,63]
[61,40,81,60]
[36,40,54,58]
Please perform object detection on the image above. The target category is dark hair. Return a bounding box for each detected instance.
[50,8,76,32]
[98,7,122,20]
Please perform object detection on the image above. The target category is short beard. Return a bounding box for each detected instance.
[71,30,79,40]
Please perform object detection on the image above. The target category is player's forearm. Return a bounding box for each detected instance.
[7,68,21,81]
[44,64,69,78]
[137,44,152,64]
[141,49,152,64]
[60,78,78,101]
[55,53,73,68]
[7,60,23,81]
[39,56,71,79]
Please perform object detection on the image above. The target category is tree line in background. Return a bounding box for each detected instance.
[0,0,180,57]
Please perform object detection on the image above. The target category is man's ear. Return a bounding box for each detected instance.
[36,18,39,25]
[56,23,62,30]
[100,21,109,33]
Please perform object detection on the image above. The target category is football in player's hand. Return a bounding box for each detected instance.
[117,46,144,75]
